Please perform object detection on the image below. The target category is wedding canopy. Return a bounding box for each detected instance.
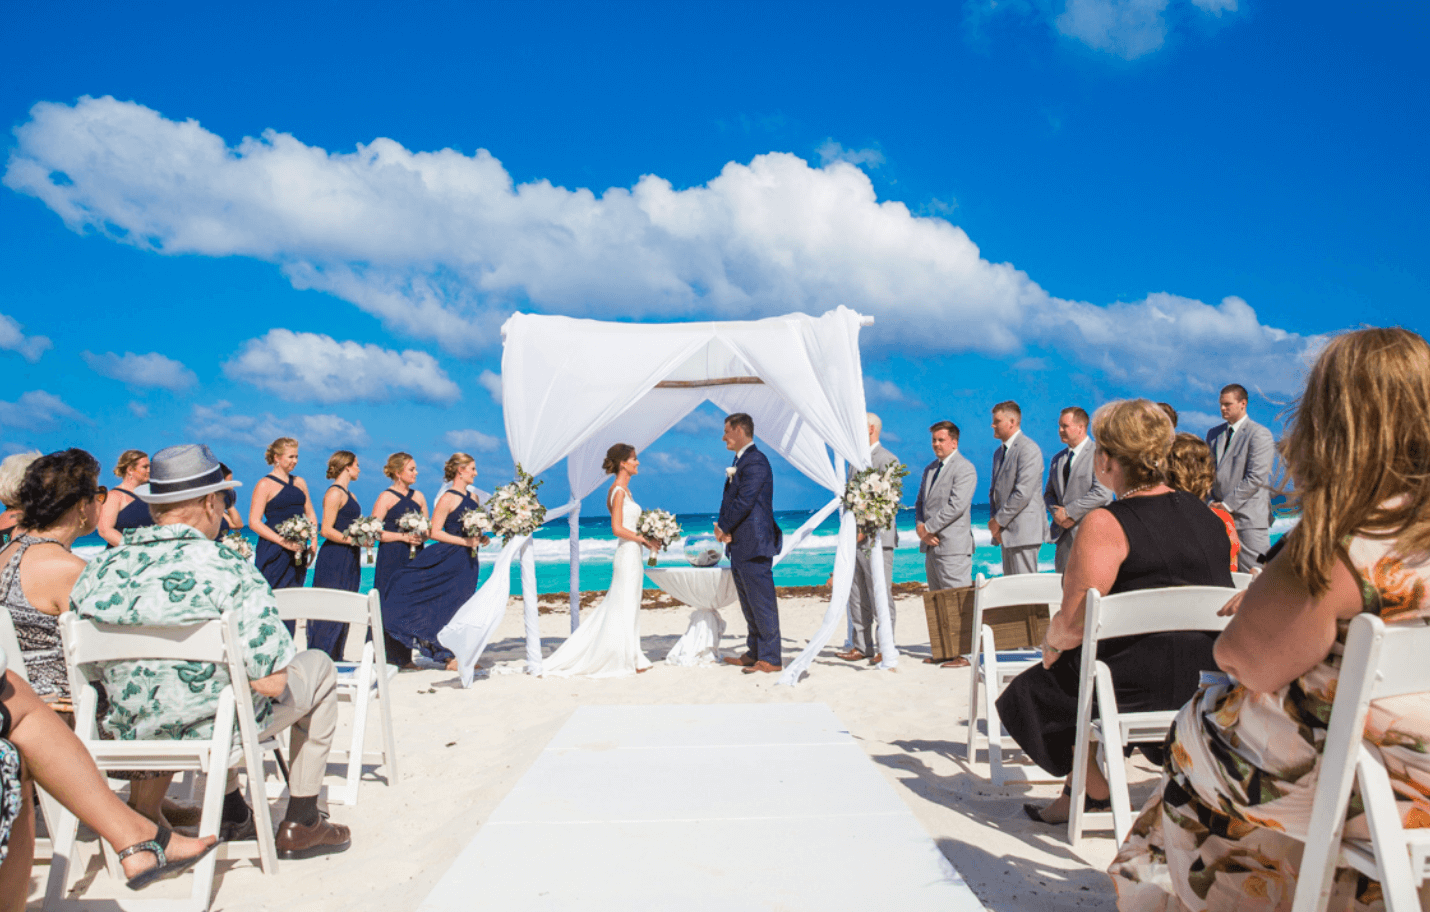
[438,306,898,686]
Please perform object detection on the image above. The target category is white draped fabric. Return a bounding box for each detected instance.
[438,307,896,687]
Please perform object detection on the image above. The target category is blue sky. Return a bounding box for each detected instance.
[1,1,1425,514]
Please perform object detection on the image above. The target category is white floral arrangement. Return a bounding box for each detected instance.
[486,465,547,544]
[219,532,253,559]
[273,515,317,567]
[397,511,430,559]
[344,515,384,548]
[637,508,683,567]
[842,461,910,543]
[459,509,493,556]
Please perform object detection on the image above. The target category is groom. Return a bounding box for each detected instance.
[715,412,783,673]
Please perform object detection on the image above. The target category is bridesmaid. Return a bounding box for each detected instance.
[371,453,428,668]
[216,463,244,538]
[97,450,152,546]
[382,454,486,672]
[249,437,318,603]
[309,450,363,660]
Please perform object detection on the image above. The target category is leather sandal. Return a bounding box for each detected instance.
[119,825,220,890]
[1022,784,1111,825]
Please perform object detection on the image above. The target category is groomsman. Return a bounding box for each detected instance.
[914,420,977,591]
[988,401,1048,575]
[838,413,899,664]
[1206,383,1274,571]
[1043,407,1113,573]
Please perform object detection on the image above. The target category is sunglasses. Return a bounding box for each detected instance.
[93,485,108,504]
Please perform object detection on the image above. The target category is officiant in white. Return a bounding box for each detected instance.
[837,412,899,665]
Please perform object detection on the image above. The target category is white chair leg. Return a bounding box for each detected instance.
[1095,664,1134,844]
[376,656,399,787]
[966,653,981,763]
[1358,747,1419,912]
[341,662,373,807]
[42,803,79,908]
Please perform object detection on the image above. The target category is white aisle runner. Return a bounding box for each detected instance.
[418,703,984,911]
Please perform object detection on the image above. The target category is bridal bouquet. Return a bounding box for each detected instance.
[219,532,253,559]
[486,465,547,544]
[843,461,910,543]
[344,515,384,548]
[397,511,430,559]
[273,515,317,567]
[637,508,683,567]
[459,509,493,557]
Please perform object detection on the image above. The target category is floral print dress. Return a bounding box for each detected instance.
[1110,532,1430,912]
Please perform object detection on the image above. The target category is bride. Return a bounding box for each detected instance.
[542,443,657,678]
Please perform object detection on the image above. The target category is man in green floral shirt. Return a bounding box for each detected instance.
[72,444,351,860]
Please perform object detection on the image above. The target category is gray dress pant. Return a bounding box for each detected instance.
[925,549,972,591]
[1001,545,1041,575]
[1237,526,1270,573]
[849,546,895,656]
[1053,533,1075,574]
[227,649,338,799]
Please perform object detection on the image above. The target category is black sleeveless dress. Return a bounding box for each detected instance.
[995,490,1233,777]
[375,487,424,666]
[381,489,482,666]
[309,485,362,660]
[109,488,154,546]
[255,474,310,592]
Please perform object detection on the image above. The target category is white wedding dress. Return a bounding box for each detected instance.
[542,485,652,678]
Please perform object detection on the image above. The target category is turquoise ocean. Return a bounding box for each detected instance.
[76,507,1293,595]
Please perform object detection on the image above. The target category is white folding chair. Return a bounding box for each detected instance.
[963,572,1064,785]
[1291,613,1430,912]
[273,587,398,806]
[1068,585,1237,845]
[1231,571,1255,590]
[50,613,279,912]
[0,609,67,863]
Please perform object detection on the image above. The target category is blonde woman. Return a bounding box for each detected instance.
[382,454,486,671]
[248,437,317,594]
[96,450,150,547]
[309,451,363,660]
[0,452,40,546]
[371,453,427,667]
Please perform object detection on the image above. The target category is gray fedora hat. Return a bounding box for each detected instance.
[134,444,242,504]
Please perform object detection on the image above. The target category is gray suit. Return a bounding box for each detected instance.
[990,432,1049,575]
[914,450,977,590]
[848,443,899,656]
[1206,417,1275,572]
[1043,440,1113,573]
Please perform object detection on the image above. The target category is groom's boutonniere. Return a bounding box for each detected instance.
[725,466,737,479]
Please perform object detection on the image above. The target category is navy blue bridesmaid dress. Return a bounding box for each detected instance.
[109,488,154,546]
[309,485,362,660]
[382,489,482,667]
[254,474,310,593]
[375,487,424,666]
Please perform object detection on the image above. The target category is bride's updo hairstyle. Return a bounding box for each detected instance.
[1091,399,1173,491]
[383,452,414,481]
[603,444,635,476]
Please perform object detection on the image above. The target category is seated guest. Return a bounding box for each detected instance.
[1165,432,1239,573]
[1111,328,1430,911]
[97,449,152,547]
[71,444,352,859]
[0,452,40,547]
[997,399,1233,824]
[0,664,218,903]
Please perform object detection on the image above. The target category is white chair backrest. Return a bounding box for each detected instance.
[975,572,1064,615]
[1231,572,1255,591]
[1364,615,1430,699]
[0,609,26,683]
[273,587,373,625]
[1085,585,1237,642]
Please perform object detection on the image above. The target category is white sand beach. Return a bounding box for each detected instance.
[32,590,1161,911]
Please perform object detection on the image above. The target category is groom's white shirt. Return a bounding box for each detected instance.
[734,442,753,461]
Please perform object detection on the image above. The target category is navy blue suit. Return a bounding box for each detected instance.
[718,445,783,664]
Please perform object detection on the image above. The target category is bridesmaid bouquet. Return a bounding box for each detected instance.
[345,515,384,564]
[397,511,430,559]
[487,465,547,544]
[459,509,493,557]
[842,462,910,544]
[274,515,317,567]
[637,509,683,567]
[219,532,253,559]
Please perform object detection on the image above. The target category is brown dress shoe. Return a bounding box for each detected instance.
[723,653,756,667]
[834,649,867,662]
[742,660,783,674]
[867,653,883,665]
[276,817,352,860]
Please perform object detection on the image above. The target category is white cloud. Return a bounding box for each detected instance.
[1178,410,1225,433]
[0,314,52,362]
[1012,357,1051,372]
[1190,0,1236,13]
[0,390,84,431]
[189,401,369,449]
[673,408,727,436]
[81,349,197,391]
[128,401,149,418]
[865,377,923,407]
[477,369,502,403]
[816,140,885,169]
[444,429,502,453]
[4,96,1310,397]
[223,329,459,404]
[644,451,690,473]
[1056,0,1170,59]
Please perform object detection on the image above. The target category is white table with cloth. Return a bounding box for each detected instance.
[645,567,737,666]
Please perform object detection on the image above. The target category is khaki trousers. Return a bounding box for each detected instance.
[227,650,337,799]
